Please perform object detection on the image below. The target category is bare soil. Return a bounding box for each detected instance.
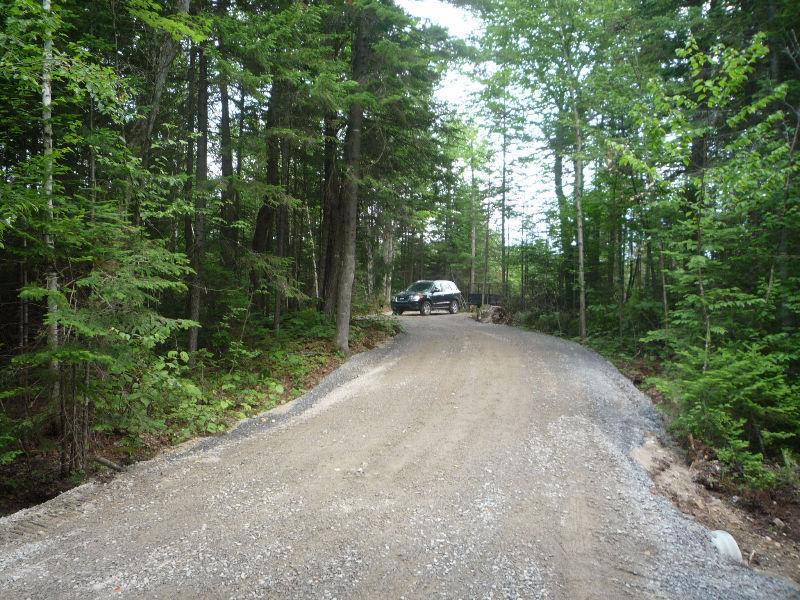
[632,432,800,585]
[615,354,800,586]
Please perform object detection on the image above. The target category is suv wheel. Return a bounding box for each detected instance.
[420,300,432,316]
[449,300,459,314]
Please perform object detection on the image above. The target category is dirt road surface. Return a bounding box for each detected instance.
[1,315,797,599]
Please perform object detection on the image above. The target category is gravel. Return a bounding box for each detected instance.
[0,314,797,599]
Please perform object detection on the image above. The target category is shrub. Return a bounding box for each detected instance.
[651,343,798,489]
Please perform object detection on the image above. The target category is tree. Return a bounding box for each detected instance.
[465,0,800,486]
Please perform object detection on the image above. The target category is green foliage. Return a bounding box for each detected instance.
[351,315,403,342]
[650,344,798,489]
[281,309,336,341]
[125,0,209,44]
[0,412,22,466]
[476,0,800,491]
[1,0,795,508]
[0,0,433,501]
[624,34,800,488]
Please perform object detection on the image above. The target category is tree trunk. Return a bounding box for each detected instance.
[646,240,656,296]
[218,4,237,269]
[573,108,587,342]
[236,85,245,177]
[686,110,711,369]
[219,93,238,265]
[305,204,320,300]
[273,118,292,330]
[18,242,29,349]
[617,219,625,336]
[188,47,208,360]
[290,207,301,311]
[42,0,63,475]
[626,243,641,301]
[482,201,490,306]
[183,45,196,325]
[317,13,346,311]
[335,7,373,353]
[274,204,289,330]
[500,110,508,301]
[320,114,341,315]
[607,195,617,294]
[382,221,394,305]
[252,77,287,307]
[364,227,374,301]
[128,0,191,163]
[553,118,573,311]
[469,151,477,297]
[253,79,285,254]
[658,239,669,331]
[775,121,798,329]
[520,217,526,308]
[252,204,274,255]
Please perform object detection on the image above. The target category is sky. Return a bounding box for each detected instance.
[396,0,554,243]
[395,0,483,108]
[396,0,483,40]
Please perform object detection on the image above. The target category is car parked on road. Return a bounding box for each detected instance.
[391,280,463,316]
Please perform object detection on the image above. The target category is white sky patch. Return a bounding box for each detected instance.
[397,0,483,109]
[398,0,555,247]
[396,0,483,40]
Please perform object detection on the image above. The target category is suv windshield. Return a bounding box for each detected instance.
[404,281,433,292]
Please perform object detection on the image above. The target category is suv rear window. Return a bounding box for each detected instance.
[405,281,433,292]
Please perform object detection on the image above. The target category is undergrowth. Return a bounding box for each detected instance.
[513,309,800,494]
[0,311,401,515]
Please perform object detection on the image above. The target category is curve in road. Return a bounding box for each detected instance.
[1,314,797,599]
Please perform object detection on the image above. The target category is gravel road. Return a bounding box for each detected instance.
[1,314,797,599]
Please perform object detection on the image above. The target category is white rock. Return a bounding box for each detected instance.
[710,530,743,563]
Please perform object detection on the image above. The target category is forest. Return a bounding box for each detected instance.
[0,0,798,508]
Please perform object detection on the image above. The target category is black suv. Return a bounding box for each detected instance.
[391,280,463,316]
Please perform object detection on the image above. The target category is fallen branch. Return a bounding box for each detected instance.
[476,305,512,324]
[93,455,125,472]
